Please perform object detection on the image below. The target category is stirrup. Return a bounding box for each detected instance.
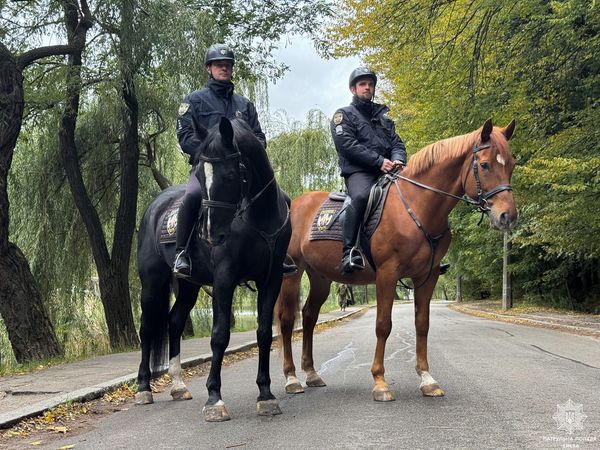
[173,250,191,278]
[348,247,365,270]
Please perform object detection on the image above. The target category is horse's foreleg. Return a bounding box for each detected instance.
[255,276,284,416]
[276,272,304,394]
[168,282,199,401]
[371,268,398,402]
[203,279,235,422]
[301,270,331,388]
[414,276,444,397]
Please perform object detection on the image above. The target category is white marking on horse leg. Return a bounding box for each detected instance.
[496,154,506,166]
[418,370,438,388]
[203,162,214,236]
[169,355,186,392]
[285,375,301,388]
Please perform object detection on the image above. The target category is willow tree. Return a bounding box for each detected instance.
[0,0,94,362]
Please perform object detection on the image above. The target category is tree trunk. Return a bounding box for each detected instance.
[0,43,62,362]
[58,0,138,349]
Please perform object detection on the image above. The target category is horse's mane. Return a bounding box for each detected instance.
[406,129,511,176]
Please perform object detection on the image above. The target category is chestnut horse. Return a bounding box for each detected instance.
[276,119,517,401]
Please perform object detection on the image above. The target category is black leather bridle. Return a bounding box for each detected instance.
[392,140,513,289]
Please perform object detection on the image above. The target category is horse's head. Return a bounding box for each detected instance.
[463,119,518,231]
[194,117,243,245]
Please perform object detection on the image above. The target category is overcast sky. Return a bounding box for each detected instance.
[266,36,361,125]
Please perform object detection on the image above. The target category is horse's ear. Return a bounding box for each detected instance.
[501,119,516,141]
[219,116,234,146]
[481,118,493,142]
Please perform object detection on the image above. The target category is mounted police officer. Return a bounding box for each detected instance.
[173,43,266,278]
[331,67,407,273]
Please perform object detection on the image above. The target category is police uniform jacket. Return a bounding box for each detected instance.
[331,97,406,177]
[177,78,266,161]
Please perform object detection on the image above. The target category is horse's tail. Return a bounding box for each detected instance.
[141,280,171,376]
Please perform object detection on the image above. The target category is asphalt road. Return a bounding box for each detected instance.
[46,303,600,449]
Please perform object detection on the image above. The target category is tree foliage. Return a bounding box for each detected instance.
[327,0,600,310]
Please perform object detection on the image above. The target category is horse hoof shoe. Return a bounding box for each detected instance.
[421,384,445,397]
[134,391,154,405]
[372,389,395,402]
[171,387,193,401]
[256,399,282,416]
[285,382,304,394]
[203,403,231,422]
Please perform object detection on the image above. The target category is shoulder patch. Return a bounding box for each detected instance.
[333,111,343,125]
[178,103,190,116]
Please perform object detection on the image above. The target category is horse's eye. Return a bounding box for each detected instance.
[480,162,490,171]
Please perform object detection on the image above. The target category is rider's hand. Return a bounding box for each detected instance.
[393,160,405,172]
[380,159,395,173]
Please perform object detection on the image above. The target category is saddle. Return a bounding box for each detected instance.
[309,174,394,245]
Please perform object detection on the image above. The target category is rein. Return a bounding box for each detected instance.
[392,141,513,289]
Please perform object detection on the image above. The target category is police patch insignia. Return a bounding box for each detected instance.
[166,208,179,235]
[178,103,190,116]
[235,110,242,118]
[335,125,343,135]
[317,208,336,231]
[333,111,343,125]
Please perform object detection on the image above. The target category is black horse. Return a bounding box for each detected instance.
[135,117,292,422]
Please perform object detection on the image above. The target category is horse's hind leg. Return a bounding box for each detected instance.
[414,277,444,397]
[255,275,284,416]
[277,269,304,394]
[301,269,332,388]
[168,281,200,401]
[136,274,170,405]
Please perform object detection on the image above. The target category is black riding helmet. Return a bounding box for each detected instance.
[204,43,235,66]
[349,67,377,88]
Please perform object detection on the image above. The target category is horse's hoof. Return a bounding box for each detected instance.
[420,384,445,397]
[285,375,305,394]
[285,381,305,394]
[171,387,193,401]
[257,399,282,416]
[134,391,154,405]
[305,373,326,387]
[203,401,231,422]
[372,389,395,402]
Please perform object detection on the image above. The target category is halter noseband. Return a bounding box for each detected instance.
[197,145,246,213]
[465,142,513,212]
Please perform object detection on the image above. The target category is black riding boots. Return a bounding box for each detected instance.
[341,204,365,273]
[173,201,196,279]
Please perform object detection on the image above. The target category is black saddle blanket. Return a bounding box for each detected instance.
[309,183,391,242]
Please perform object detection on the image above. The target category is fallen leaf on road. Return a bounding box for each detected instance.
[58,445,75,449]
[30,440,43,446]
[49,426,69,434]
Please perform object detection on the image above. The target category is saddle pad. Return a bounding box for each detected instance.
[309,184,391,242]
[159,198,183,244]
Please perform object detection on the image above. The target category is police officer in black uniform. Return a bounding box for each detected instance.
[173,43,266,277]
[331,68,407,273]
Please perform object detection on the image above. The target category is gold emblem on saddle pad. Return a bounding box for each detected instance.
[166,208,179,235]
[317,209,336,231]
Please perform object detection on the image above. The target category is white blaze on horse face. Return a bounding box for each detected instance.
[496,154,506,166]
[204,162,214,235]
